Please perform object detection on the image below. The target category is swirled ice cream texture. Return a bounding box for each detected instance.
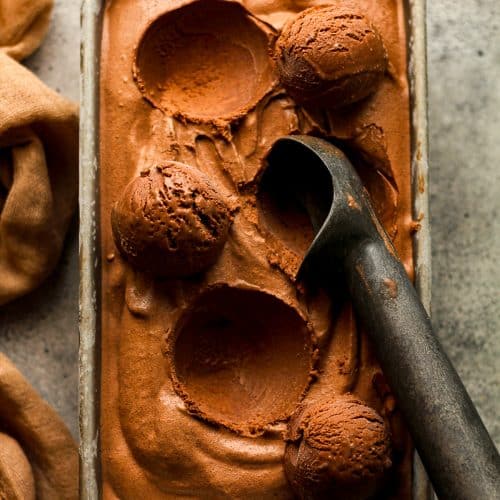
[100,0,414,497]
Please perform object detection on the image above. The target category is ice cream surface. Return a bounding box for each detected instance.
[100,0,414,498]
[275,5,388,108]
[111,162,233,278]
[284,396,392,499]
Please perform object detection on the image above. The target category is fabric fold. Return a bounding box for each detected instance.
[0,0,53,61]
[0,353,78,499]
[0,52,78,306]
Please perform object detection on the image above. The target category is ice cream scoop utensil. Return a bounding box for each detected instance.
[263,135,500,500]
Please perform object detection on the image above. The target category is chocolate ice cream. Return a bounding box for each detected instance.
[111,162,233,278]
[100,0,414,497]
[284,395,392,499]
[274,5,387,108]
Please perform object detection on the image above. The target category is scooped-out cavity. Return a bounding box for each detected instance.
[256,141,333,258]
[169,285,316,436]
[134,0,276,123]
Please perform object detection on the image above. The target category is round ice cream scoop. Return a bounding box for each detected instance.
[284,396,392,500]
[274,6,387,108]
[111,162,233,278]
[265,136,500,499]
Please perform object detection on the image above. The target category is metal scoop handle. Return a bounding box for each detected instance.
[345,236,500,500]
[264,136,500,500]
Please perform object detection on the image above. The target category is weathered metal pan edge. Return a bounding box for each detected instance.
[79,1,432,497]
[80,1,102,498]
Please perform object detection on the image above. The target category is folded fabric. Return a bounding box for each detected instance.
[0,353,78,499]
[0,0,53,61]
[0,52,78,306]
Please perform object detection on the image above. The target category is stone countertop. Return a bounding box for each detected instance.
[0,0,498,446]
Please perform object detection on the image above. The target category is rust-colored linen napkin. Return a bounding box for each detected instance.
[0,52,78,306]
[0,353,78,499]
[0,0,53,61]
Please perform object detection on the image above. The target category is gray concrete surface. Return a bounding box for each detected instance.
[428,0,500,445]
[0,0,498,450]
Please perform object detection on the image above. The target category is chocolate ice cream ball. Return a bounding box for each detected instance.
[274,6,387,108]
[111,162,233,278]
[284,395,392,500]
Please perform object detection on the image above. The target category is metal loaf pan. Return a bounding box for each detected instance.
[79,0,431,497]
